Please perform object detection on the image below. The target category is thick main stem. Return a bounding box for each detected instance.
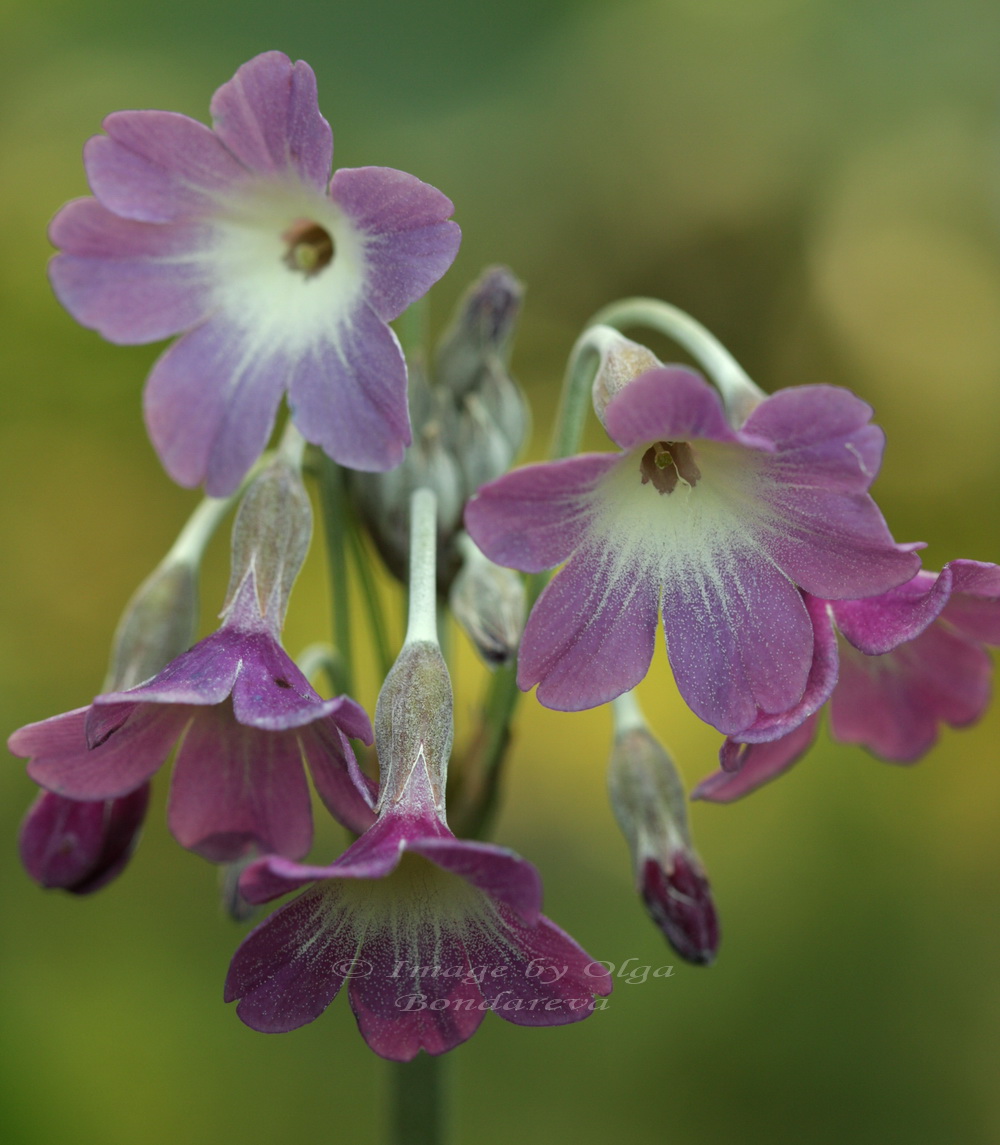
[389,1055,448,1145]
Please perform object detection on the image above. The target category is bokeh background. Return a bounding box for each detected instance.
[3,0,1000,1141]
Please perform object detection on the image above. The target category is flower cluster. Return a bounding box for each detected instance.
[10,48,999,1079]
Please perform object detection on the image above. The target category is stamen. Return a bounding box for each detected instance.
[640,441,701,495]
[282,220,335,278]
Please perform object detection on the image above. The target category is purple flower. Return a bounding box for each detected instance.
[8,572,375,861]
[19,786,150,894]
[225,641,612,1060]
[465,366,920,735]
[694,559,1000,801]
[49,51,461,495]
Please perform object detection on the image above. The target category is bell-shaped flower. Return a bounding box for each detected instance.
[48,50,461,495]
[9,456,375,860]
[694,559,1000,801]
[466,366,920,736]
[226,490,611,1059]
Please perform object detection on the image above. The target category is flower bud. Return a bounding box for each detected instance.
[608,711,719,965]
[449,533,525,666]
[19,785,150,895]
[589,326,663,429]
[223,455,312,626]
[106,561,199,691]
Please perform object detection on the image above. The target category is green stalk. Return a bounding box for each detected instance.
[317,455,355,697]
[389,1055,448,1145]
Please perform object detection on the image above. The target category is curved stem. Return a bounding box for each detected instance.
[317,456,354,696]
[588,297,766,422]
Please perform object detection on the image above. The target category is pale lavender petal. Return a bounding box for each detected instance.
[517,543,659,710]
[692,715,821,803]
[300,717,377,836]
[830,629,992,762]
[661,550,813,735]
[473,910,613,1026]
[349,927,485,1060]
[226,884,352,1032]
[411,838,542,923]
[144,317,289,495]
[288,302,410,473]
[167,707,313,861]
[745,387,920,598]
[831,569,952,655]
[940,560,1000,644]
[465,454,617,573]
[331,166,460,320]
[732,593,838,743]
[85,111,248,223]
[20,705,189,801]
[48,199,214,343]
[602,367,759,451]
[209,52,332,190]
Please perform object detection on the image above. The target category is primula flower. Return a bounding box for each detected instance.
[694,559,1000,801]
[19,786,150,894]
[49,50,461,495]
[466,366,920,736]
[8,572,375,861]
[226,633,612,1060]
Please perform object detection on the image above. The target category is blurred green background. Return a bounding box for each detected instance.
[3,0,1000,1142]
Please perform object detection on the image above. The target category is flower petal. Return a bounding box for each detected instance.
[411,838,542,924]
[19,705,188,800]
[48,199,215,343]
[939,559,1000,644]
[517,542,659,710]
[300,716,378,836]
[831,569,952,655]
[287,301,410,472]
[830,629,992,762]
[209,52,332,191]
[225,884,351,1032]
[331,166,460,320]
[692,715,821,802]
[143,316,289,495]
[85,110,248,223]
[167,707,313,861]
[661,547,814,735]
[228,632,338,731]
[465,454,618,573]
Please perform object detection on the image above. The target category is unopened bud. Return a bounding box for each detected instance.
[450,533,525,666]
[589,326,663,428]
[106,561,198,691]
[608,702,719,965]
[435,265,524,401]
[19,785,150,895]
[224,455,312,626]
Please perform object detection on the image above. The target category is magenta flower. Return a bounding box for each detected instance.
[465,367,920,735]
[226,640,612,1060]
[9,573,375,861]
[694,560,1000,801]
[19,786,150,894]
[49,51,461,495]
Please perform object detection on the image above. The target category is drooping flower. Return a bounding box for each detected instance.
[49,51,461,495]
[694,559,1000,801]
[465,365,920,736]
[9,454,375,861]
[226,492,611,1060]
[19,786,150,895]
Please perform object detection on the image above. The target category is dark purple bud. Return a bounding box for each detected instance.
[608,707,720,965]
[19,785,150,895]
[640,853,720,966]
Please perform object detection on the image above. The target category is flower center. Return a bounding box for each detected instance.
[639,440,701,495]
[281,219,335,278]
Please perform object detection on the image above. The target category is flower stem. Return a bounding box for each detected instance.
[588,297,766,423]
[317,455,355,696]
[388,1055,448,1145]
[405,487,438,646]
